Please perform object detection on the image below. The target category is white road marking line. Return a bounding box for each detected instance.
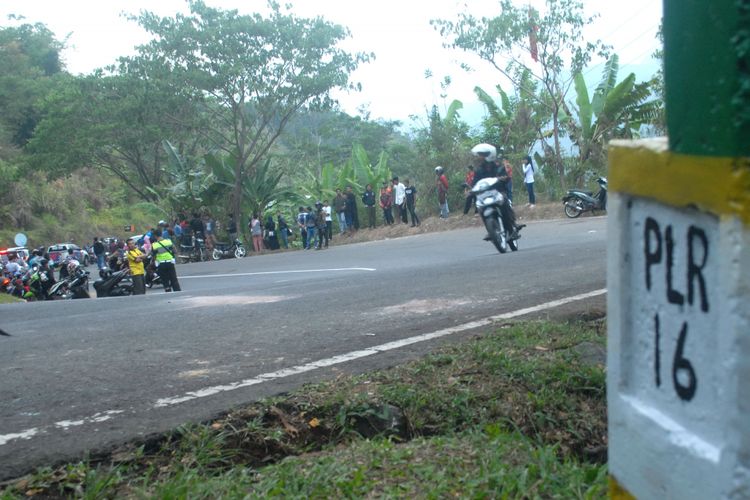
[0,288,606,446]
[155,288,607,407]
[180,267,376,279]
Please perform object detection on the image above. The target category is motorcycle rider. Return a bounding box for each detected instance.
[470,143,522,239]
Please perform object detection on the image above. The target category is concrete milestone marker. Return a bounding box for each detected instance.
[607,1,749,498]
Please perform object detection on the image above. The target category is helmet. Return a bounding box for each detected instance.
[67,259,81,275]
[435,166,444,175]
[158,220,166,226]
[471,143,497,162]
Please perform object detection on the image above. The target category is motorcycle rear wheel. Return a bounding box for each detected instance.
[484,217,508,254]
[212,249,222,261]
[234,246,247,259]
[564,200,584,218]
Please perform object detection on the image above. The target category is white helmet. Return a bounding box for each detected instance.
[471,143,497,162]
[435,166,444,175]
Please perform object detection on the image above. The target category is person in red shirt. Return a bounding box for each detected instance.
[462,165,476,215]
[435,166,449,218]
[502,158,513,202]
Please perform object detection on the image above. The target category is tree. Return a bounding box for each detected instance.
[474,68,548,162]
[568,55,660,182]
[28,72,203,201]
[126,0,370,224]
[0,22,65,147]
[433,0,609,189]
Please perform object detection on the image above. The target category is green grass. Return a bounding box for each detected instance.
[1,317,608,498]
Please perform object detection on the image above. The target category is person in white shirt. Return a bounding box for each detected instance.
[391,176,407,224]
[522,155,536,208]
[323,200,333,241]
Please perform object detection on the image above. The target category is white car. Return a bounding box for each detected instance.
[47,243,90,266]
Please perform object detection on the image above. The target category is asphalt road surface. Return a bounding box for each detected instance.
[0,216,607,480]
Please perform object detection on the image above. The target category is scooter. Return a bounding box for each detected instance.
[471,176,523,254]
[211,238,247,260]
[48,265,90,299]
[93,268,133,297]
[562,177,607,218]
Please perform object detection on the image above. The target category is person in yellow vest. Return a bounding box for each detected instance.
[125,237,146,295]
[151,232,181,292]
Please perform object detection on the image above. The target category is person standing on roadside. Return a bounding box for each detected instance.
[334,189,348,234]
[93,237,106,270]
[151,232,181,292]
[227,213,238,242]
[249,213,263,253]
[297,207,308,246]
[404,178,420,227]
[502,158,514,202]
[392,176,407,224]
[345,185,360,231]
[435,166,450,218]
[323,200,333,241]
[361,184,377,229]
[315,202,328,249]
[126,237,146,295]
[277,213,289,249]
[462,165,476,215]
[522,155,536,207]
[305,205,318,249]
[379,181,394,225]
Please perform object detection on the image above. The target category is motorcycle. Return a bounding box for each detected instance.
[93,268,133,297]
[563,177,608,218]
[211,238,247,260]
[143,254,162,289]
[471,177,522,254]
[48,265,90,299]
[178,234,208,263]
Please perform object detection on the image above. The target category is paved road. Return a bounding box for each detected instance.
[0,216,607,480]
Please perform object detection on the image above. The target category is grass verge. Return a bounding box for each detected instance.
[1,316,608,498]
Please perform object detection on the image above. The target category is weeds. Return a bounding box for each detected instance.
[1,317,608,498]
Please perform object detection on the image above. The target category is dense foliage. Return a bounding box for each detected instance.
[0,2,662,249]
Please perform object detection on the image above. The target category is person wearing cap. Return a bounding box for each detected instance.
[151,231,181,292]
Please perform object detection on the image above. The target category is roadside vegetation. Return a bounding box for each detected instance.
[0,1,661,248]
[1,316,608,498]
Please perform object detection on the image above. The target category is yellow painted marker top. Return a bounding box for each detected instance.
[609,138,750,226]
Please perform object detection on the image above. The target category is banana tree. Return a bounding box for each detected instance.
[351,144,391,189]
[570,55,660,175]
[161,140,215,214]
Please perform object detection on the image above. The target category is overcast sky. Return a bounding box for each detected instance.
[1,0,662,125]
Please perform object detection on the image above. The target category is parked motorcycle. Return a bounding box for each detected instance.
[471,176,522,253]
[562,177,608,218]
[178,235,208,263]
[93,268,133,297]
[48,263,90,299]
[211,238,247,260]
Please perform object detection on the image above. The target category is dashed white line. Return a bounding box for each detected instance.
[1,288,606,446]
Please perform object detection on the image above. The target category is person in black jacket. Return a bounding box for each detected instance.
[361,184,377,229]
